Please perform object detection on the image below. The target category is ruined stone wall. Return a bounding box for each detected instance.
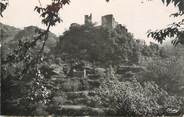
[136,39,146,46]
[101,14,118,30]
[84,14,92,25]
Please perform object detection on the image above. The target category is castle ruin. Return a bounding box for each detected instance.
[84,14,92,25]
[84,14,118,30]
[101,14,118,30]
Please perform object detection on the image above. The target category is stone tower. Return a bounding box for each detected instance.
[101,14,118,30]
[84,13,92,25]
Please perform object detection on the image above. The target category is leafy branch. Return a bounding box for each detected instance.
[147,0,184,46]
[0,0,8,17]
[1,0,70,113]
[147,21,184,46]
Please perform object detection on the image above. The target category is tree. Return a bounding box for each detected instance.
[1,0,70,115]
[56,24,122,67]
[147,0,184,46]
[140,56,184,96]
[91,78,183,116]
[56,23,141,68]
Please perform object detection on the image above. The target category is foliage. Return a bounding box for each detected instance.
[148,21,184,46]
[58,24,111,65]
[34,0,70,26]
[1,0,70,115]
[147,0,184,46]
[161,0,184,15]
[141,44,159,57]
[111,25,142,64]
[56,24,142,66]
[139,56,184,96]
[90,78,183,116]
[2,61,65,115]
[0,0,8,17]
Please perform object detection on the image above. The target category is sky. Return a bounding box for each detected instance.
[1,0,183,44]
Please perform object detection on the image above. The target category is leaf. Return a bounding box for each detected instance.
[166,0,172,6]
[173,0,180,6]
[161,0,165,4]
[62,0,70,5]
[37,8,40,13]
[41,12,47,18]
[34,6,38,11]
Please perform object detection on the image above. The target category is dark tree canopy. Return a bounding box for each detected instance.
[55,23,143,66]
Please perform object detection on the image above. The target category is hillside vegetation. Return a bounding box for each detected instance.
[1,23,184,116]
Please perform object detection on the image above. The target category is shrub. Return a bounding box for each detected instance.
[140,56,184,96]
[90,78,182,116]
[47,94,67,114]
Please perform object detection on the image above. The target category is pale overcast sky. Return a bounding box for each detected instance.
[0,0,183,43]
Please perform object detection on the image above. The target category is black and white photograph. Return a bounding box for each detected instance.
[0,0,184,116]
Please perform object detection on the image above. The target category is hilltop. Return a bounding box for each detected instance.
[0,23,59,58]
[55,14,161,67]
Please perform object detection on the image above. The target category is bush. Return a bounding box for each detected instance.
[140,56,184,96]
[90,78,182,116]
[47,94,67,114]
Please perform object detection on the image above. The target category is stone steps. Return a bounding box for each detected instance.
[66,91,89,99]
[52,74,101,92]
[63,90,98,108]
[71,97,88,105]
[58,105,107,116]
[64,90,95,104]
[50,71,105,115]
